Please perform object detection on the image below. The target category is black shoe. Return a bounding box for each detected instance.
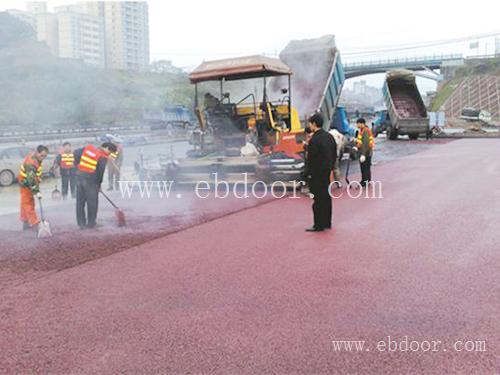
[324,226,332,230]
[22,222,30,231]
[305,226,324,232]
[79,225,87,230]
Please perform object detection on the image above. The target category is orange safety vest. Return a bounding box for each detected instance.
[108,144,122,161]
[356,126,375,150]
[77,145,104,174]
[18,153,43,183]
[60,152,75,169]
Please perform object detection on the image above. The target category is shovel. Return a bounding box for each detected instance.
[37,196,52,238]
[51,183,62,200]
[99,190,126,227]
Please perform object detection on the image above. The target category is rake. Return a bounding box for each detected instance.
[99,190,126,227]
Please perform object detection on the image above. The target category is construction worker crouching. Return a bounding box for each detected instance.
[74,142,117,229]
[53,142,76,199]
[354,118,375,187]
[18,145,49,231]
[107,140,123,191]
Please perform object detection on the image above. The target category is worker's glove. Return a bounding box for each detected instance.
[35,192,43,199]
[360,155,366,163]
[352,146,358,152]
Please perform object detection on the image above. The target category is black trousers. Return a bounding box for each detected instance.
[311,174,332,229]
[76,174,99,228]
[360,155,372,186]
[61,168,76,198]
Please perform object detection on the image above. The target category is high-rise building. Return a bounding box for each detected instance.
[7,1,150,71]
[34,12,59,55]
[102,2,150,71]
[55,5,105,67]
[26,1,47,14]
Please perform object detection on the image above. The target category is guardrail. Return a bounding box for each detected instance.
[344,54,463,69]
[0,125,148,139]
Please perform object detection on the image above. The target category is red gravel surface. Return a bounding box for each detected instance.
[0,139,499,373]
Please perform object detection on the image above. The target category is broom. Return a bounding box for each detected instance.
[99,190,126,227]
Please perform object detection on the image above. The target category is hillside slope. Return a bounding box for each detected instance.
[0,13,192,129]
[433,57,500,121]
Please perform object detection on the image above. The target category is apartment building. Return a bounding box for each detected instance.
[55,4,105,67]
[102,2,150,71]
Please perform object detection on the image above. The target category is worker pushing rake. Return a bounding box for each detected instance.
[73,142,126,229]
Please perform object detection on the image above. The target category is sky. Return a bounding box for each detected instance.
[2,0,500,92]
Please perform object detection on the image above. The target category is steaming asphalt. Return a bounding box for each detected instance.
[0,134,441,214]
[1,138,499,373]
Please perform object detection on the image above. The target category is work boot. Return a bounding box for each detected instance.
[305,226,324,232]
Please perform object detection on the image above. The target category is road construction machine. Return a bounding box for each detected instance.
[137,35,344,184]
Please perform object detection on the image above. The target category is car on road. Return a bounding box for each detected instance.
[0,146,54,186]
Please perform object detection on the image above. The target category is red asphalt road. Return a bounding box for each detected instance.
[1,139,499,373]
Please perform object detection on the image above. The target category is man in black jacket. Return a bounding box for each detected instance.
[304,113,337,232]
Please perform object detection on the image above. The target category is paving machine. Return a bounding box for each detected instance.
[137,35,344,185]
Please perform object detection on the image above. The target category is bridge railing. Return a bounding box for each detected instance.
[343,54,463,69]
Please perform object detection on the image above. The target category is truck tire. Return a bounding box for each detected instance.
[408,134,418,140]
[387,127,398,140]
[0,169,15,186]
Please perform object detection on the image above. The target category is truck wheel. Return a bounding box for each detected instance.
[408,134,418,140]
[387,127,398,140]
[0,169,15,186]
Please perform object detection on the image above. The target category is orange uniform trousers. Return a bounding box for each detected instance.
[20,186,39,226]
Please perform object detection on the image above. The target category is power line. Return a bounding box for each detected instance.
[341,30,500,56]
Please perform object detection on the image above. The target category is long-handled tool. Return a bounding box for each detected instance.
[99,190,126,227]
[37,196,52,238]
[344,156,351,185]
[51,183,62,200]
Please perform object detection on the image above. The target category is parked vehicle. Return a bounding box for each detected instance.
[371,110,391,137]
[460,107,492,124]
[0,146,54,186]
[144,105,195,130]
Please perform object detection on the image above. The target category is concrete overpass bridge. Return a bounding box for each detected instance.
[343,54,464,80]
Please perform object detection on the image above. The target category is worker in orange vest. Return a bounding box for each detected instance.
[18,145,49,230]
[53,142,76,199]
[73,142,117,229]
[355,118,375,187]
[107,141,123,191]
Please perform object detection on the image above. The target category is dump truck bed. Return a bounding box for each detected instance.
[383,70,428,138]
[270,35,345,128]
